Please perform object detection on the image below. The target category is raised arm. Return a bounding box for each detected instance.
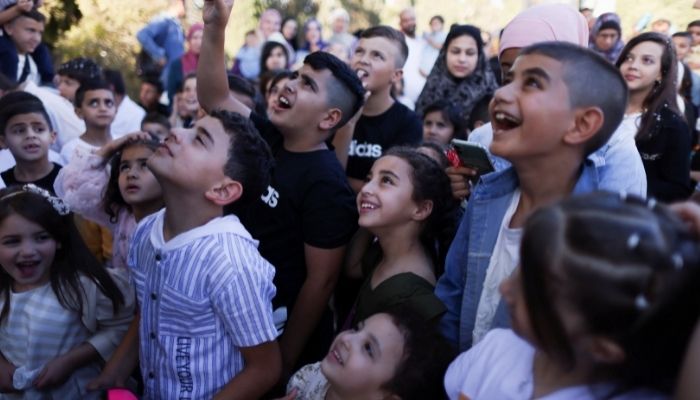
[198,0,251,117]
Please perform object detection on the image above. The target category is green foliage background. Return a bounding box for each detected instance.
[40,0,700,97]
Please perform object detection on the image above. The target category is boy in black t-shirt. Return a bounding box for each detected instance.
[198,0,364,385]
[335,25,423,192]
[0,91,61,193]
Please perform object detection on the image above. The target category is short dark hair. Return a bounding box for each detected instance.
[57,57,102,86]
[688,20,700,30]
[378,308,456,400]
[303,51,366,129]
[13,8,45,24]
[74,79,113,107]
[520,41,627,155]
[0,91,52,135]
[208,110,274,214]
[103,69,126,96]
[227,73,256,99]
[672,31,693,41]
[141,75,164,94]
[360,25,409,67]
[141,112,171,131]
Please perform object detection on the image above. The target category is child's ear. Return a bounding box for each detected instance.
[74,107,84,120]
[390,68,404,86]
[412,199,433,222]
[204,177,243,206]
[319,108,342,131]
[49,130,57,145]
[563,106,604,146]
[586,336,626,364]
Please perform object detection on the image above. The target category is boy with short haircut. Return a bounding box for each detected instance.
[436,42,629,351]
[60,80,116,163]
[340,25,422,192]
[141,112,171,141]
[199,0,362,381]
[0,91,61,192]
[92,110,280,398]
[674,32,694,62]
[138,76,169,117]
[0,7,53,85]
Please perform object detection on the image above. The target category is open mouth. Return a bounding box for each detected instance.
[16,261,39,278]
[277,95,291,109]
[356,69,369,79]
[492,111,522,131]
[331,348,344,365]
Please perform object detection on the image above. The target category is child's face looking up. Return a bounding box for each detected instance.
[118,144,162,209]
[321,313,406,398]
[352,37,402,92]
[619,41,664,95]
[147,116,231,193]
[76,89,116,129]
[0,212,57,292]
[489,53,574,163]
[1,112,55,163]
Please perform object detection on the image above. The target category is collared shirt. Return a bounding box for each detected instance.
[129,210,278,400]
[16,54,40,85]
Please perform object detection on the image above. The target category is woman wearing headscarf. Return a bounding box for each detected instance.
[167,23,203,105]
[293,18,328,67]
[415,25,498,128]
[589,12,625,63]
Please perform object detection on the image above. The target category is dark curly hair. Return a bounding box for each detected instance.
[378,307,456,400]
[209,109,275,215]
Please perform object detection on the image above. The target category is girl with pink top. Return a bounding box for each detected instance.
[54,132,163,270]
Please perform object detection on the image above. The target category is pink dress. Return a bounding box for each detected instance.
[54,150,136,270]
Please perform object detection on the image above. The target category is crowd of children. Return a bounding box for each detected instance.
[2,0,700,398]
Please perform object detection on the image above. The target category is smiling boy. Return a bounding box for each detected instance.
[436,42,629,351]
[198,0,363,384]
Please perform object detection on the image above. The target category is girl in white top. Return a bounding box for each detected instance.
[0,185,134,399]
[445,192,700,400]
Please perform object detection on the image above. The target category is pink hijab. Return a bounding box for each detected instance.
[499,4,589,58]
[182,23,204,75]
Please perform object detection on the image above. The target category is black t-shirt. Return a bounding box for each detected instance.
[245,113,358,311]
[345,101,422,180]
[1,163,62,194]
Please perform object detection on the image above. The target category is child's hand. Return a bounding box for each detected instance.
[446,165,477,200]
[202,0,235,27]
[670,201,700,238]
[0,359,17,393]
[16,0,33,12]
[33,355,74,389]
[85,370,125,392]
[96,131,153,160]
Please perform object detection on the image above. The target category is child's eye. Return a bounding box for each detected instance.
[381,176,394,185]
[119,163,130,172]
[524,78,541,89]
[139,161,149,169]
[196,135,205,144]
[1,238,19,245]
[364,342,374,358]
[35,233,52,242]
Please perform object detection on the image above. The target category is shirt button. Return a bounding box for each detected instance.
[148,372,154,379]
[155,254,161,261]
[151,293,157,300]
[150,332,156,339]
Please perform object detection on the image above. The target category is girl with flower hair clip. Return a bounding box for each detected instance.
[446,191,700,399]
[0,185,134,398]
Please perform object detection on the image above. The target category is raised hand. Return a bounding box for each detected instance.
[202,0,235,27]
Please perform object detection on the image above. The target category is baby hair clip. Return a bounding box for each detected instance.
[16,184,71,216]
[627,233,640,250]
[672,253,684,270]
[635,293,649,310]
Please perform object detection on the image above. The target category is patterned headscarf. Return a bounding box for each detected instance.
[589,13,625,63]
[182,23,204,75]
[415,25,498,124]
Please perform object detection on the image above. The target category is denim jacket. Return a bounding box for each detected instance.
[435,160,601,351]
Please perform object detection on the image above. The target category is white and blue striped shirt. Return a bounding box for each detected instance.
[129,210,278,400]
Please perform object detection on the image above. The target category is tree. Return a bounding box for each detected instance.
[41,0,82,47]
